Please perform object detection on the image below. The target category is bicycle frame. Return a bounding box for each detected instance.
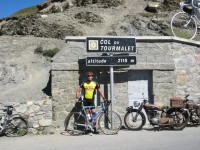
[75,100,109,131]
[0,106,13,133]
[193,13,200,24]
[180,1,200,24]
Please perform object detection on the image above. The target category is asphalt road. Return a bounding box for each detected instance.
[0,126,200,150]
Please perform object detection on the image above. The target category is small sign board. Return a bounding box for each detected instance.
[86,56,136,66]
[86,37,136,53]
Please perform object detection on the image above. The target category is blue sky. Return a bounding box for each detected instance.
[0,0,47,19]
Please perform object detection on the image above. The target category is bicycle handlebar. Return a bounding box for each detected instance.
[0,104,14,110]
[76,99,111,103]
[191,0,200,9]
[76,99,111,110]
[181,0,200,9]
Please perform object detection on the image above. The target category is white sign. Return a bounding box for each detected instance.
[86,37,136,53]
[128,80,148,107]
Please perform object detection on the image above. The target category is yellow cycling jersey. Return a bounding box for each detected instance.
[80,81,100,100]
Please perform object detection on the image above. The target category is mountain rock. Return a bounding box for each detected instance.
[0,15,83,39]
[1,0,173,39]
[37,0,125,13]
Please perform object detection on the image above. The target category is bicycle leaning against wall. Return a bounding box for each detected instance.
[170,0,200,40]
[64,99,122,135]
[0,104,28,137]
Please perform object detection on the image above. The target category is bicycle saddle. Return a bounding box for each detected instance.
[4,105,13,108]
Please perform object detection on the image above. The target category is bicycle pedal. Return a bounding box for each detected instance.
[84,130,91,135]
[93,130,100,134]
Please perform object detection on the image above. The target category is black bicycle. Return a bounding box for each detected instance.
[64,100,122,135]
[0,104,28,137]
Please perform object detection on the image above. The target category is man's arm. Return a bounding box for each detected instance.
[76,87,82,100]
[97,88,106,102]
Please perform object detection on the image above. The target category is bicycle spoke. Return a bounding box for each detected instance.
[5,117,28,137]
[98,111,122,135]
[65,112,86,136]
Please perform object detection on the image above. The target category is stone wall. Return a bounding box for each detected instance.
[51,70,79,129]
[172,42,200,100]
[153,70,175,105]
[51,36,200,130]
[0,96,52,134]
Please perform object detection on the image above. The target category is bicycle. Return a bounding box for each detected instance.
[0,104,28,137]
[171,0,200,40]
[64,100,122,135]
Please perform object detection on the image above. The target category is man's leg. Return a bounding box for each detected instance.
[91,109,99,134]
[84,100,92,121]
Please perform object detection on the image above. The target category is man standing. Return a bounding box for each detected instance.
[76,71,105,134]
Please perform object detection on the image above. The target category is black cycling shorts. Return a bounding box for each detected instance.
[83,100,95,109]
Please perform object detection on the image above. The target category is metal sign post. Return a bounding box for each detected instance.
[110,54,114,129]
[109,54,114,112]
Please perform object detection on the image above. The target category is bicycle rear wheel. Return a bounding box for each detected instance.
[64,112,86,136]
[98,111,122,135]
[5,116,28,137]
[171,12,197,40]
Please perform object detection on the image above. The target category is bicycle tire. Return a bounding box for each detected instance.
[171,12,197,40]
[5,116,28,137]
[64,112,86,136]
[124,110,146,130]
[98,111,122,135]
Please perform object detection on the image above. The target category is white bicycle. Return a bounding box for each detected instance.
[171,0,200,40]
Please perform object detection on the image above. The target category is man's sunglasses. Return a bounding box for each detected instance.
[87,75,93,77]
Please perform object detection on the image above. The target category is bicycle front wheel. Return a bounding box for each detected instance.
[64,112,86,136]
[5,116,28,137]
[171,12,197,40]
[98,111,122,135]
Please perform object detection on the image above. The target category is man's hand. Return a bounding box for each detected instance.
[100,98,106,103]
[75,98,79,102]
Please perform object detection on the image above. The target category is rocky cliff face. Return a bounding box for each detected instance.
[0,0,176,39]
[37,0,125,13]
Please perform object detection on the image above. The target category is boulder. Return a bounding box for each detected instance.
[146,2,160,12]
